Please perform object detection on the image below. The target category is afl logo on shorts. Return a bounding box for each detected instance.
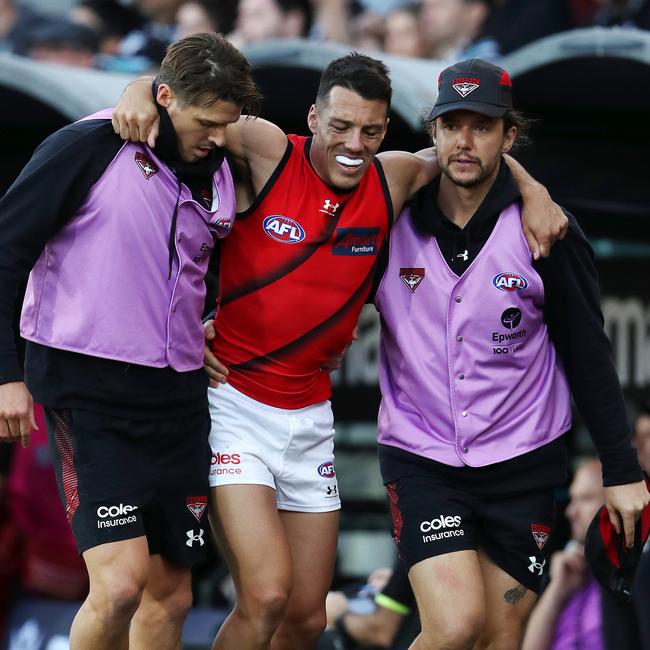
[492,272,529,293]
[263,215,305,243]
[317,462,336,478]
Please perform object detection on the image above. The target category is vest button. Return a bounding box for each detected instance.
[462,446,469,453]
[459,374,465,380]
[461,410,468,417]
[168,343,173,350]
[171,306,177,313]
[455,296,462,303]
[456,335,463,342]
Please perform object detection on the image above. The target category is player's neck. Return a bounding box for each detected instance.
[437,171,496,230]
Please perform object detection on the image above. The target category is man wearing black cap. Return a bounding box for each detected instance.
[374,58,650,649]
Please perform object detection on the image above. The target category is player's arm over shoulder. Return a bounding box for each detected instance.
[227,116,288,195]
[377,148,439,216]
[112,75,289,193]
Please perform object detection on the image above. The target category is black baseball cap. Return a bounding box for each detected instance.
[584,475,650,603]
[430,59,513,121]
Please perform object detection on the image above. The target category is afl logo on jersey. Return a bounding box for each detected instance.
[492,272,529,293]
[263,215,305,243]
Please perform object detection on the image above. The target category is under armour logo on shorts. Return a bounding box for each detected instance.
[528,556,546,575]
[186,529,205,547]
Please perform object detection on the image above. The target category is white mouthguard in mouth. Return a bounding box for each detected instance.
[335,155,363,167]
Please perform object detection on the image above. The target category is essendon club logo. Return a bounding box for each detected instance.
[400,268,425,293]
[531,524,551,550]
[452,77,480,97]
[134,151,158,179]
[186,496,208,522]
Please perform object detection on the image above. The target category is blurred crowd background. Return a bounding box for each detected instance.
[0,0,649,71]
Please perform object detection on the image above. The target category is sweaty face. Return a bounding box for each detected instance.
[434,110,515,190]
[158,86,241,163]
[307,86,388,191]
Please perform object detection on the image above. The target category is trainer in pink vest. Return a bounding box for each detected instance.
[20,109,235,371]
[375,203,572,467]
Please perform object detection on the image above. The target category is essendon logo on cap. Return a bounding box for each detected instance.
[531,524,551,550]
[186,496,207,522]
[134,151,158,179]
[400,268,425,293]
[452,77,480,97]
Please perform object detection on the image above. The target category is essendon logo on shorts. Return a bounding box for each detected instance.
[400,268,425,293]
[134,151,158,179]
[531,524,551,550]
[187,496,207,522]
[332,228,379,256]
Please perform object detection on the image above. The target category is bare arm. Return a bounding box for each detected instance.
[505,155,568,260]
[111,76,159,147]
[377,148,439,217]
[111,77,289,195]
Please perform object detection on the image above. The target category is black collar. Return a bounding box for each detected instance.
[410,158,521,238]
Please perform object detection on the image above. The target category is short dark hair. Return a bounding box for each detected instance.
[159,32,262,115]
[316,53,391,111]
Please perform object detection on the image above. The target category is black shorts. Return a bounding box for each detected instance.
[385,475,556,593]
[45,406,212,566]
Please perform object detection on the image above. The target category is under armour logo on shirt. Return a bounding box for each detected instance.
[456,250,469,262]
[319,199,340,216]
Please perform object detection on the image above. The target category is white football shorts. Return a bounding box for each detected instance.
[207,383,340,512]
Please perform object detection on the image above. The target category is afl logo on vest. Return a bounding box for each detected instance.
[263,215,305,243]
[492,272,529,292]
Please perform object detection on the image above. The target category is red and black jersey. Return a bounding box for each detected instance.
[211,134,392,408]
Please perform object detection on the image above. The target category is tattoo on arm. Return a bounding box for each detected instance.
[504,584,527,606]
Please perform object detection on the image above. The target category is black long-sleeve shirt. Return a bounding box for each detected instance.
[380,161,641,488]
